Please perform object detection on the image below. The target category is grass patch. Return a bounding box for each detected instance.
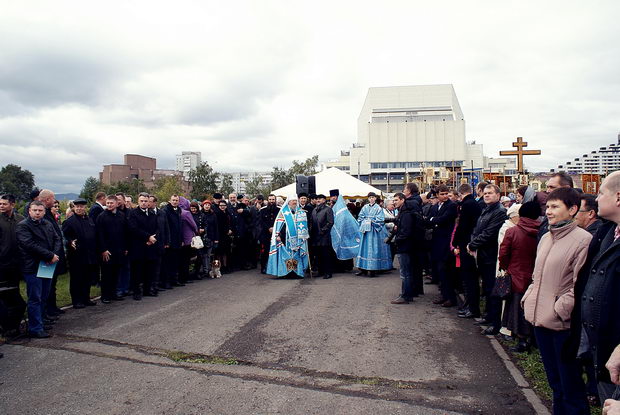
[166,351,239,365]
[357,377,381,386]
[502,337,602,415]
[19,272,101,308]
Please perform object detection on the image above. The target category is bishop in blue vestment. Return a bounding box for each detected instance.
[266,194,309,278]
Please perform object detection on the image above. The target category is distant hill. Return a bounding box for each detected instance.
[55,193,79,201]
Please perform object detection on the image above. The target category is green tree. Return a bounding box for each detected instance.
[290,155,319,176]
[244,175,271,198]
[189,162,219,200]
[127,178,148,199]
[269,155,319,191]
[79,176,103,203]
[152,176,183,203]
[219,173,234,196]
[0,164,35,201]
[270,166,293,190]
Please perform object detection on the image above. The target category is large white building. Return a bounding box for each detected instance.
[327,85,485,191]
[554,133,620,175]
[176,151,202,179]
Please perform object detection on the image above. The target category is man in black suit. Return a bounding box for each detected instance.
[16,201,61,338]
[88,192,107,222]
[127,193,159,300]
[426,184,458,307]
[163,195,183,287]
[259,194,279,274]
[38,189,66,317]
[61,198,98,308]
[453,184,483,318]
[311,194,334,279]
[96,195,128,303]
[402,183,424,295]
[148,195,170,291]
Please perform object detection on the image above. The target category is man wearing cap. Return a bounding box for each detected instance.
[61,198,98,308]
[329,189,339,207]
[311,194,334,279]
[355,192,391,277]
[267,193,309,278]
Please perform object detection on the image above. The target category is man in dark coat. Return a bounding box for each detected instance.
[572,171,620,402]
[0,194,26,337]
[163,195,183,287]
[61,198,98,308]
[467,184,507,335]
[148,195,170,291]
[391,193,417,304]
[453,183,483,318]
[96,195,128,303]
[426,185,458,306]
[127,193,159,300]
[259,194,279,274]
[88,192,107,222]
[38,189,66,317]
[402,183,424,295]
[16,201,61,338]
[311,194,334,279]
[248,195,264,269]
[576,194,601,236]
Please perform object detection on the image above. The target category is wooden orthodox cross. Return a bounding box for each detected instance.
[499,137,541,174]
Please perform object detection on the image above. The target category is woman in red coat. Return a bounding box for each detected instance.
[498,201,541,352]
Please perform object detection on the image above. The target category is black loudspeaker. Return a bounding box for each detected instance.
[307,176,316,194]
[296,175,308,195]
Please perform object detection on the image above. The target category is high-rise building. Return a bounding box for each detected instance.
[554,133,620,175]
[176,151,202,179]
[328,84,484,191]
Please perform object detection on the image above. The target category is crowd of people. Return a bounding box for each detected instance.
[1,172,620,414]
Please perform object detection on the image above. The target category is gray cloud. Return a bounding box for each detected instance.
[0,1,619,192]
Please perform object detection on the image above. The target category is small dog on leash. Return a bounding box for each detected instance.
[209,259,222,278]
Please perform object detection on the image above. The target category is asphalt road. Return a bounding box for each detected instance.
[0,269,537,414]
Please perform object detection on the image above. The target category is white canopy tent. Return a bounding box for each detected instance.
[271,168,383,199]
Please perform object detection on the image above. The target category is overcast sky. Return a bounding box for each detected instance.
[1,1,619,193]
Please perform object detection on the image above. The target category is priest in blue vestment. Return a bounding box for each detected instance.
[355,192,391,277]
[266,193,309,278]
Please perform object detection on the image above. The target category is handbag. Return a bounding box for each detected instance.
[191,235,204,249]
[491,270,512,298]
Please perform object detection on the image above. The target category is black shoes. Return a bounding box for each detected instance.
[482,326,499,335]
[101,298,112,304]
[113,296,125,301]
[28,331,51,339]
[133,293,142,301]
[510,341,530,353]
[172,282,185,287]
[355,270,367,276]
[85,300,97,306]
[73,303,86,309]
[323,274,332,279]
[458,310,478,319]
